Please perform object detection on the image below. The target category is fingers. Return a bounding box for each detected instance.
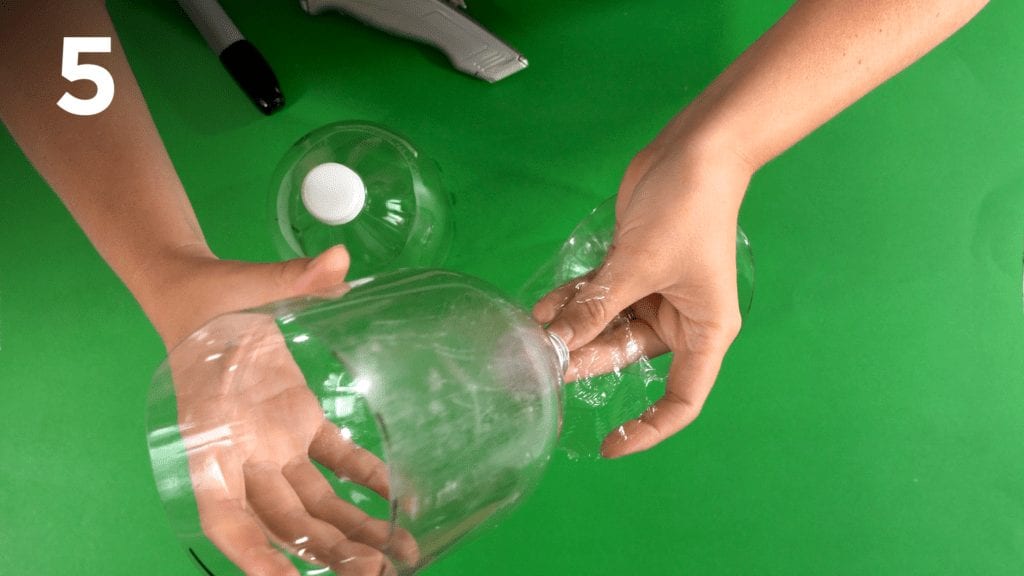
[284,460,421,567]
[195,490,300,576]
[564,317,668,383]
[600,334,732,459]
[543,258,651,351]
[245,461,393,575]
[310,422,390,499]
[188,446,297,576]
[532,275,585,325]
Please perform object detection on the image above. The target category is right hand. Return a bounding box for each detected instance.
[535,139,753,459]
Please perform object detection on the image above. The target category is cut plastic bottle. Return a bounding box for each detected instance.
[521,196,755,459]
[271,122,453,278]
[150,198,756,573]
[147,270,564,576]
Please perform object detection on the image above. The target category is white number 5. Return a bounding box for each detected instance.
[57,37,115,116]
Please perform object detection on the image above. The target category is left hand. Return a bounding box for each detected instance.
[170,312,419,575]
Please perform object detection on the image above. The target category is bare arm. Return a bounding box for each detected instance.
[0,1,211,302]
[541,0,990,458]
[0,1,348,348]
[1,6,374,573]
[668,0,988,170]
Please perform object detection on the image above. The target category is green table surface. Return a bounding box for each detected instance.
[2,1,1023,574]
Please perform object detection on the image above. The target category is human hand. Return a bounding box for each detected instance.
[153,245,420,575]
[146,245,419,574]
[534,139,753,458]
[133,245,353,351]
[170,312,419,576]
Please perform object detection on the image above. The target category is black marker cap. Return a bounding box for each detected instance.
[219,39,284,115]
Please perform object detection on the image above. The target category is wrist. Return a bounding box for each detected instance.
[654,105,760,175]
[637,123,755,216]
[128,243,218,349]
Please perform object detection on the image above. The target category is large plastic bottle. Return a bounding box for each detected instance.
[147,270,564,576]
[270,122,454,279]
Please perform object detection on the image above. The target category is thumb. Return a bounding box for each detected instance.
[152,246,351,349]
[546,251,651,350]
[277,245,351,300]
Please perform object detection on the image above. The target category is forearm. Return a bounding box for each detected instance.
[664,0,988,171]
[0,2,213,309]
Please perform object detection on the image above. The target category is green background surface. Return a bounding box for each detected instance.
[2,1,1023,574]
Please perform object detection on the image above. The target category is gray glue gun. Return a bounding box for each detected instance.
[301,0,528,82]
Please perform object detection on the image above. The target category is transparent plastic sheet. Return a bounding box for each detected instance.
[148,270,564,576]
[270,122,454,278]
[520,196,755,460]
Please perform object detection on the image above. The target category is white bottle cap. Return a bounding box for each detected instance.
[300,162,367,225]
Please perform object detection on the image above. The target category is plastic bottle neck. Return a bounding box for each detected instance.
[547,332,570,380]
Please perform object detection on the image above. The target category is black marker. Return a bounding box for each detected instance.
[177,0,284,115]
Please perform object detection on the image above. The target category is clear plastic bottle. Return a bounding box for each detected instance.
[147,270,564,576]
[521,196,755,459]
[270,122,454,278]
